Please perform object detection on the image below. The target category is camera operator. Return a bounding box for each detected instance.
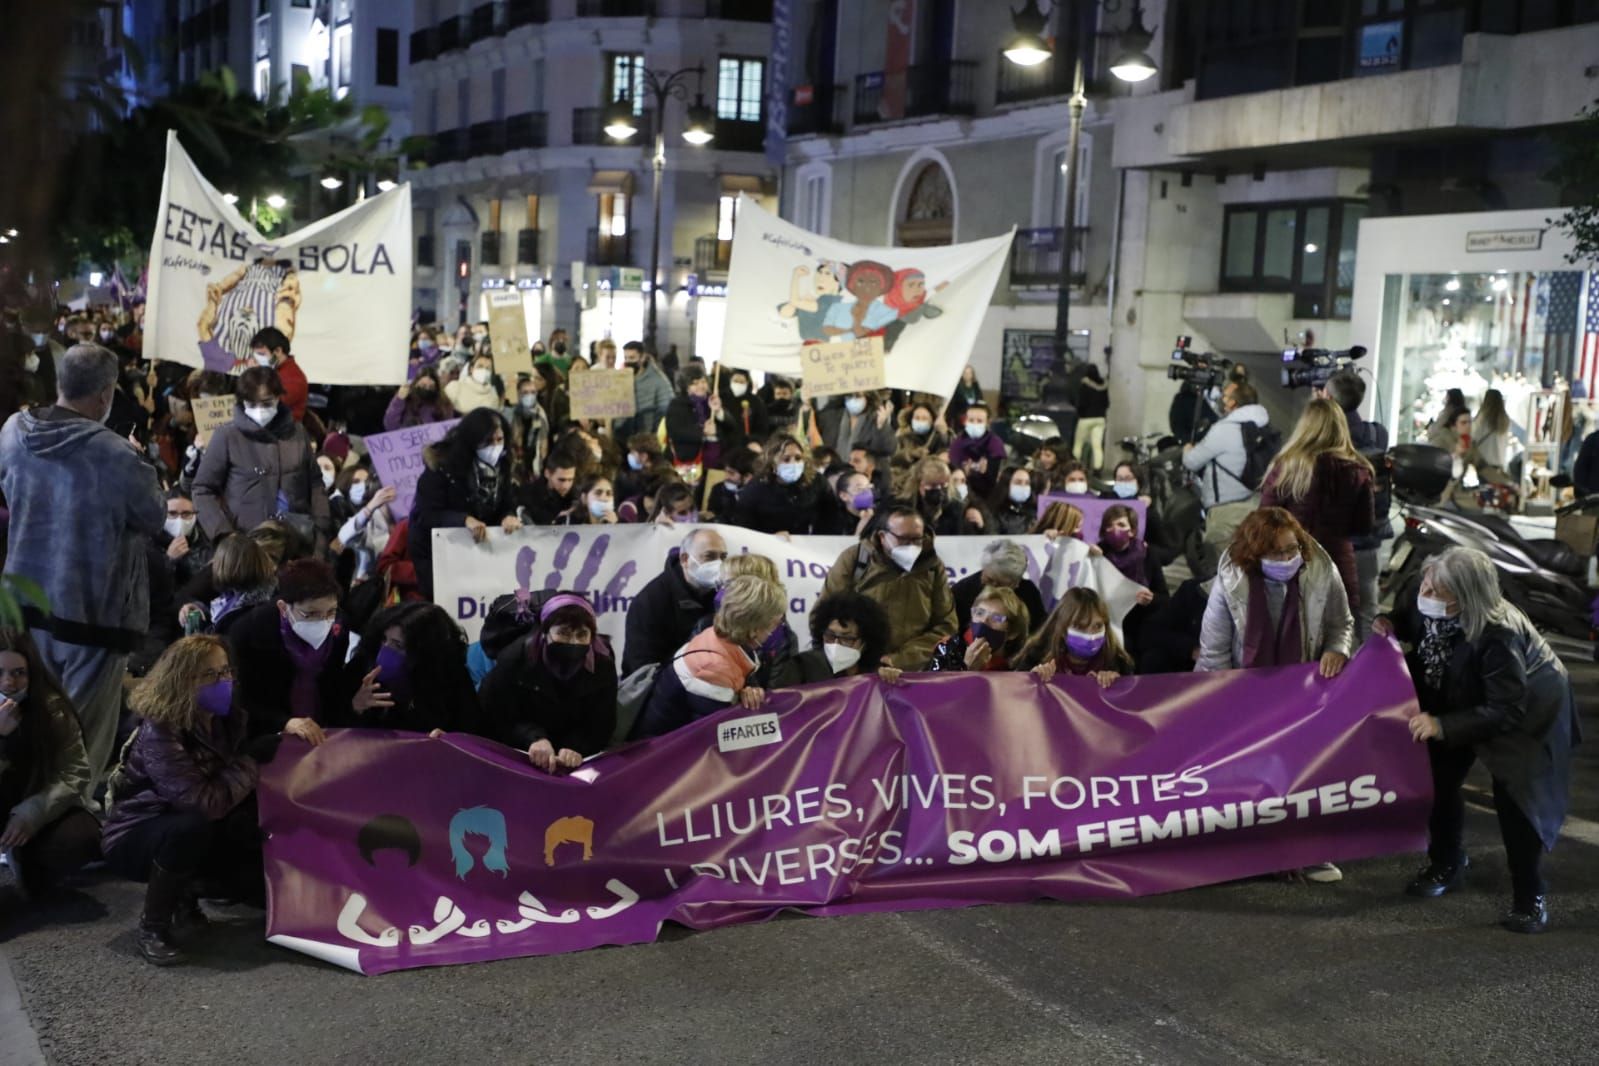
[1182,378,1270,550]
[1321,370,1390,641]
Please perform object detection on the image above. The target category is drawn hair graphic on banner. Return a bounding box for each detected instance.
[144,130,412,385]
[722,197,1012,399]
[258,641,1429,975]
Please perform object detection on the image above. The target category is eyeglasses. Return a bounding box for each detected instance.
[167,510,198,520]
[197,666,233,684]
[292,606,338,623]
[822,631,864,649]
[972,610,1009,626]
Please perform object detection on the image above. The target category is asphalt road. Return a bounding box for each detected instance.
[3,648,1595,1066]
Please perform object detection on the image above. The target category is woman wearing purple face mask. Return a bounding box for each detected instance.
[102,636,261,966]
[1196,507,1353,677]
[1019,588,1133,688]
[1094,504,1166,659]
[331,602,483,738]
[928,588,1030,672]
[819,470,877,537]
[692,555,800,689]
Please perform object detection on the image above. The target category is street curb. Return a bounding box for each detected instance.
[0,947,47,1066]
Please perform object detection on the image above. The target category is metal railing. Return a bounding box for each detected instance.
[852,60,977,125]
[995,49,1074,104]
[714,118,765,152]
[577,0,656,15]
[1009,227,1089,287]
[786,85,847,136]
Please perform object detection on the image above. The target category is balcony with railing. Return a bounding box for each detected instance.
[572,107,655,146]
[412,0,548,61]
[516,228,539,264]
[786,85,846,136]
[852,60,977,125]
[410,26,436,63]
[995,50,1074,105]
[505,111,548,149]
[1009,227,1089,287]
[577,0,655,15]
[694,235,732,275]
[425,128,468,165]
[436,14,464,53]
[588,227,634,266]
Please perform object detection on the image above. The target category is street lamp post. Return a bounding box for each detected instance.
[604,65,716,356]
[1006,0,1156,369]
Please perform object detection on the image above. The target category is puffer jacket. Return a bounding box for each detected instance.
[1195,538,1354,671]
[0,694,91,838]
[101,711,257,855]
[822,538,957,670]
[192,404,330,538]
[634,627,757,738]
[0,405,165,651]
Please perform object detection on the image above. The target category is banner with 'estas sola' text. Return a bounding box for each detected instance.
[258,640,1429,975]
[143,131,412,385]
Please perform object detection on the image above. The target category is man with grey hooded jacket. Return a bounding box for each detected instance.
[0,344,164,800]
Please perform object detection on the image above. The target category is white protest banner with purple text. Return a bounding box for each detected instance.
[432,524,1143,654]
[365,419,459,518]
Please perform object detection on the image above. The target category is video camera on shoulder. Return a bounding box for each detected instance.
[1166,335,1234,390]
[1281,342,1367,390]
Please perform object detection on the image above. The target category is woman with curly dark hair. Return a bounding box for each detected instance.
[730,433,830,535]
[336,602,482,737]
[409,406,522,598]
[771,592,900,686]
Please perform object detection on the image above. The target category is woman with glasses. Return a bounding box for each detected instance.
[928,587,1030,672]
[229,559,376,750]
[334,602,482,738]
[771,592,900,686]
[102,636,260,966]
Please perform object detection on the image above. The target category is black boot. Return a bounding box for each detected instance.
[1502,895,1548,934]
[174,891,211,935]
[138,863,190,966]
[1405,855,1470,898]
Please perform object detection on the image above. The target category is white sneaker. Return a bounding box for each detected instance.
[1302,862,1343,884]
[0,847,26,902]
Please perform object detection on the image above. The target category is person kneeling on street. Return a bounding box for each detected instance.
[634,576,785,738]
[1019,588,1132,688]
[929,586,1030,672]
[101,636,260,966]
[481,594,618,773]
[0,629,101,904]
[1376,546,1579,933]
[338,602,483,737]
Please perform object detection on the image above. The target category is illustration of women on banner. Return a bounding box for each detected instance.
[781,259,947,352]
[195,256,302,373]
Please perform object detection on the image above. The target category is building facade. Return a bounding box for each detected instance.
[405,0,777,361]
[775,0,1599,467]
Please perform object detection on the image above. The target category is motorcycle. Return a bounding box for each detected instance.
[1380,444,1595,641]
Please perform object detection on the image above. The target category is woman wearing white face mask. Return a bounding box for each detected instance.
[192,366,331,544]
[1373,547,1578,934]
[557,474,619,526]
[990,464,1038,536]
[443,354,503,416]
[329,467,399,581]
[716,368,770,452]
[1196,506,1353,677]
[1057,460,1092,497]
[770,592,903,687]
[730,433,830,535]
[816,389,895,465]
[410,407,522,599]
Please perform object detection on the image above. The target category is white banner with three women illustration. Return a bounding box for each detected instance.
[719,197,1014,400]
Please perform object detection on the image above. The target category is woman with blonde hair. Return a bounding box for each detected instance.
[101,636,260,966]
[1470,388,1517,489]
[928,585,1030,672]
[635,576,787,737]
[1260,397,1375,611]
[1018,588,1132,688]
[1031,501,1085,541]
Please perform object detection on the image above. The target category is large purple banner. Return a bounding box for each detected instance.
[258,641,1430,975]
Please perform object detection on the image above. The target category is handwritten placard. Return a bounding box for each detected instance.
[191,395,235,447]
[569,369,636,421]
[487,290,532,381]
[800,336,886,398]
[364,418,461,518]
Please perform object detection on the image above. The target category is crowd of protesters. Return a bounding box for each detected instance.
[0,304,1579,964]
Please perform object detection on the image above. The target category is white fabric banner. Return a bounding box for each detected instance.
[143,131,412,385]
[719,197,1013,399]
[432,525,1141,661]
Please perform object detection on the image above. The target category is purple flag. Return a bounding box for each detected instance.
[259,640,1430,975]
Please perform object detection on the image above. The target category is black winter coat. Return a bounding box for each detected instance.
[620,550,717,676]
[409,448,514,598]
[731,476,829,535]
[1390,600,1581,850]
[479,636,618,756]
[227,602,359,740]
[328,645,484,736]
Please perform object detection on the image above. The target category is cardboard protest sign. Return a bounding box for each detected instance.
[191,394,235,447]
[487,290,532,382]
[800,336,887,398]
[569,369,636,421]
[363,419,460,517]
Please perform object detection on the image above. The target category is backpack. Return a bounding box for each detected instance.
[1213,421,1282,494]
[613,662,661,744]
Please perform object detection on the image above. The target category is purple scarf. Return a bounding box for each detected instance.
[1241,571,1304,668]
[278,612,339,720]
[526,593,611,678]
[1101,539,1148,586]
